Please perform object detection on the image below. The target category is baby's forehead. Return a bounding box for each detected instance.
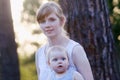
[51,51,67,57]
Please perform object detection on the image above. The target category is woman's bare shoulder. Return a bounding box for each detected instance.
[72,44,87,57]
[35,44,46,59]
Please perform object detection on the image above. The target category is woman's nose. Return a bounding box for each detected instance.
[44,21,51,28]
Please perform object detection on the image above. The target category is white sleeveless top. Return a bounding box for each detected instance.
[35,40,80,80]
[49,68,74,80]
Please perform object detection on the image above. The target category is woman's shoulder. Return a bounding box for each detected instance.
[35,44,46,56]
[71,40,86,57]
[69,39,79,45]
[37,44,46,51]
[69,39,83,48]
[66,39,84,56]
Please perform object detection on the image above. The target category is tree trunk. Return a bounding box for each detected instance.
[59,0,120,80]
[0,0,20,80]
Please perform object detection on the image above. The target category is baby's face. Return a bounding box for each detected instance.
[49,51,69,74]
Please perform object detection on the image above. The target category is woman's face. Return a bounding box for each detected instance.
[39,13,63,38]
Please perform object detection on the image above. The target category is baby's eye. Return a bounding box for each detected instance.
[53,58,58,61]
[62,57,66,61]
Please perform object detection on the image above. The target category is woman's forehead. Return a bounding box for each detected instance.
[38,9,58,22]
[46,13,58,19]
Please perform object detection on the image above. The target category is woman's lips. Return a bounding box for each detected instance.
[45,28,53,31]
[45,29,54,33]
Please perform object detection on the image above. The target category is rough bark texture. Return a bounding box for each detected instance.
[59,0,120,80]
[0,0,20,80]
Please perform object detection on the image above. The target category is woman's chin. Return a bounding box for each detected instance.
[46,34,57,38]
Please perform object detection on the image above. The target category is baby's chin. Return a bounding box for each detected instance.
[55,69,67,74]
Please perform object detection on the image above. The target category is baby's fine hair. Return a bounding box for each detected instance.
[46,45,69,62]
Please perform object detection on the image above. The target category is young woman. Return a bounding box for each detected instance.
[35,1,94,80]
[46,45,84,80]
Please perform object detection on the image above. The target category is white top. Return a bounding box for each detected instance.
[35,40,82,80]
[49,68,74,80]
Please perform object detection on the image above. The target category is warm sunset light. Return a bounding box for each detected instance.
[10,0,47,57]
[10,0,23,22]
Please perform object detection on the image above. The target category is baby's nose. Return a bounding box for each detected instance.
[58,60,62,64]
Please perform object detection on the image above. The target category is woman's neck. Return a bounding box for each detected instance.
[47,35,69,47]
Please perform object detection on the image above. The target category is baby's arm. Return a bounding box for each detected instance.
[73,71,84,80]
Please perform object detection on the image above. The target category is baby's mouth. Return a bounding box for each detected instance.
[58,65,63,68]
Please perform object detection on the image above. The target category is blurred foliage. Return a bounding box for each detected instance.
[21,0,58,23]
[107,0,120,54]
[19,54,37,80]
[21,0,40,23]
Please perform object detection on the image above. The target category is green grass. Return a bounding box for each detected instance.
[19,54,37,80]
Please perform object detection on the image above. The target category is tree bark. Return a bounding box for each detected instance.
[0,0,20,80]
[59,0,120,80]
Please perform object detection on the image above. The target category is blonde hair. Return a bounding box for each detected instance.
[36,1,65,23]
[46,45,69,63]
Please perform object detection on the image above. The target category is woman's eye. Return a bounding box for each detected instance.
[49,18,56,22]
[40,20,46,23]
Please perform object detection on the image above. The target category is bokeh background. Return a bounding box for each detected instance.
[0,0,120,80]
[10,0,47,80]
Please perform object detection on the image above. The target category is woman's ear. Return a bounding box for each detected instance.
[60,16,66,27]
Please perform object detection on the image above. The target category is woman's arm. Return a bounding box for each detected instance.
[73,71,84,80]
[35,51,40,80]
[72,45,94,80]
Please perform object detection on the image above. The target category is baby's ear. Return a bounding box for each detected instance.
[47,60,50,66]
[47,61,53,69]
